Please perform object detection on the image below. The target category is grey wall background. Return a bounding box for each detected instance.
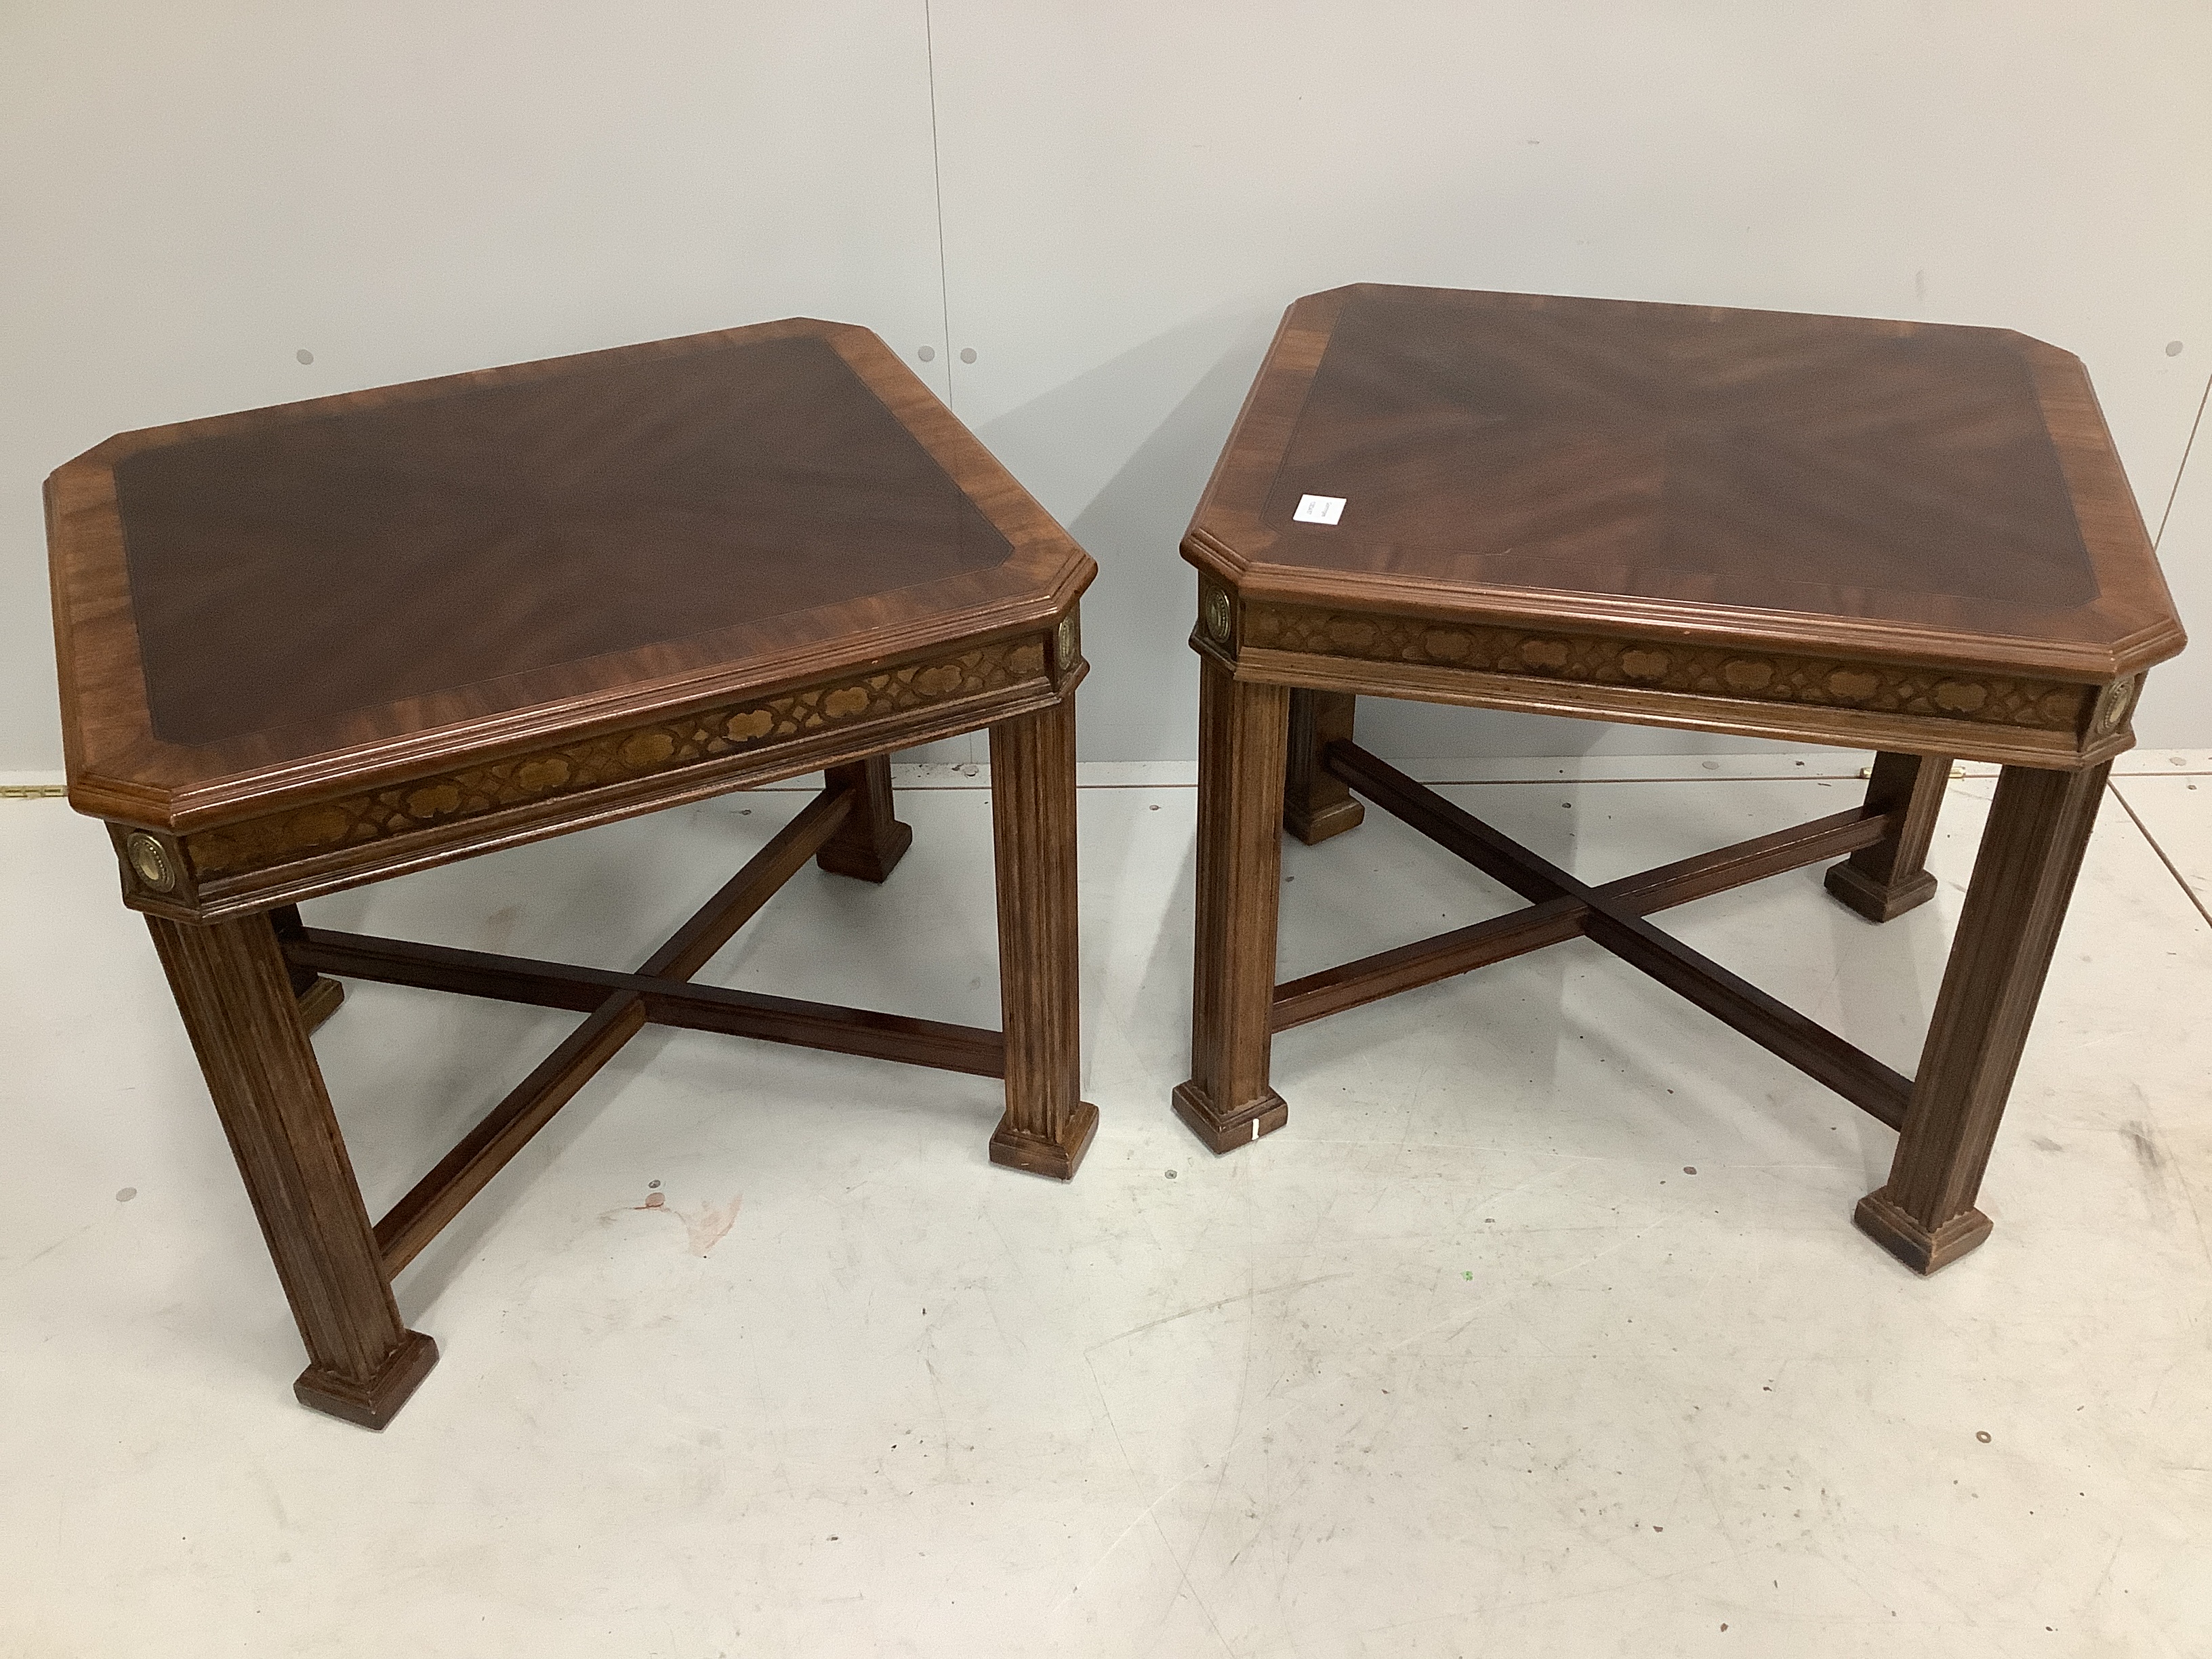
[5,1,2206,771]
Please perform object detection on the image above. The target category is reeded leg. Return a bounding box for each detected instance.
[1175,663,1292,1153]
[816,755,913,882]
[147,912,436,1427]
[1855,762,2108,1273]
[268,904,346,1033]
[1285,689,1364,845]
[1826,751,1950,921]
[985,699,1097,1179]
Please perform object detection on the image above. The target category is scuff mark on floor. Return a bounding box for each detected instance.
[605,1191,743,1256]
[2122,1112,2178,1227]
[2123,1120,2165,1174]
[681,1195,743,1257]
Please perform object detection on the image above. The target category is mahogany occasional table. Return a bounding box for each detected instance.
[47,319,1097,1428]
[1178,284,2185,1274]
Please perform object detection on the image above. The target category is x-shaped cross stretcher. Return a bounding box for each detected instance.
[278,776,1004,1276]
[1275,743,1916,1129]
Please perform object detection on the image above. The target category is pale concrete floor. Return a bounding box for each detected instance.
[1,752,2207,1659]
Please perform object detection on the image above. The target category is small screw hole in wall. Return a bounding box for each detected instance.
[295,349,314,365]
[2167,341,2185,357]
[916,346,935,362]
[959,348,977,364]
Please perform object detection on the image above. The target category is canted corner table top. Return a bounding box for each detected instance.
[1186,285,2184,689]
[49,319,1091,830]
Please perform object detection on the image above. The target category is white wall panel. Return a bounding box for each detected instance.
[926,1,2212,758]
[0,0,950,769]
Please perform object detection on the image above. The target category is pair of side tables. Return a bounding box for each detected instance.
[47,289,2185,1427]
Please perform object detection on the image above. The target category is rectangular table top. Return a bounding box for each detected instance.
[48,319,1090,825]
[1189,285,2184,685]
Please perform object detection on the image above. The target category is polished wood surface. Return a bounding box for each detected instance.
[50,317,1092,856]
[1328,744,1913,1127]
[1263,289,2093,618]
[1857,762,2109,1272]
[1825,752,1950,922]
[57,323,1098,1425]
[1174,663,1290,1153]
[1283,687,1363,845]
[816,755,914,883]
[113,333,1012,748]
[985,699,1101,1178]
[146,910,436,1428]
[1270,775,1900,1038]
[1187,285,2185,768]
[1183,284,2178,1275]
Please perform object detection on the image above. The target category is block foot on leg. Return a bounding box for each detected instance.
[1170,1080,1288,1154]
[989,1101,1100,1181]
[1824,863,1938,923]
[1853,1189,1992,1275]
[816,756,912,882]
[293,1330,441,1430]
[1824,752,1948,922]
[296,975,347,1033]
[1284,689,1364,846]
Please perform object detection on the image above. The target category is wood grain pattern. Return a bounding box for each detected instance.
[1244,602,2092,734]
[1274,801,1893,1029]
[49,317,1094,840]
[361,781,865,1273]
[1175,661,1291,1153]
[985,698,1097,1179]
[1857,762,2110,1273]
[1825,752,1950,922]
[110,335,1015,749]
[1176,283,2178,1269]
[68,320,1101,1429]
[119,637,1071,926]
[1284,689,1364,844]
[816,756,914,883]
[179,636,1043,885]
[268,901,347,1030]
[291,927,1007,1080]
[1329,745,1912,1127]
[1213,630,2131,771]
[145,911,434,1429]
[378,996,650,1277]
[1186,285,2185,691]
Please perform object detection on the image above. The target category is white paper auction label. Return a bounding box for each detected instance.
[1292,494,1346,525]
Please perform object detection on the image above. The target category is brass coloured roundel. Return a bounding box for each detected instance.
[2093,677,2137,735]
[1056,613,1077,664]
[125,833,176,893]
[1203,589,1231,643]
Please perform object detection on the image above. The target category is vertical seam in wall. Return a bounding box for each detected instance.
[2106,780,2212,933]
[922,0,956,411]
[919,1,970,764]
[2152,371,2211,550]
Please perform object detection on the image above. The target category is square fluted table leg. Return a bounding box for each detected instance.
[146,912,437,1429]
[1856,762,2110,1272]
[1176,661,1292,1153]
[985,699,1098,1179]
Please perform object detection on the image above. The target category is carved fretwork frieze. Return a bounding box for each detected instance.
[1235,602,2095,735]
[183,636,1057,881]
